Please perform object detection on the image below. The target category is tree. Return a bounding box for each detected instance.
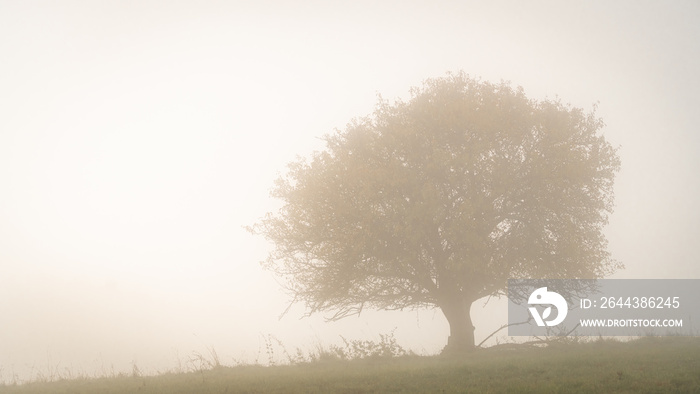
[249,72,621,353]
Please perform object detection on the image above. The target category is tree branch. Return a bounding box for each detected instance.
[477,317,533,348]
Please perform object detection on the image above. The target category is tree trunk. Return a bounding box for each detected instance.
[440,296,476,354]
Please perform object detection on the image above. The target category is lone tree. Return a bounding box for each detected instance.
[250,72,621,352]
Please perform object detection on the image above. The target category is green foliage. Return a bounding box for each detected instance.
[258,331,411,366]
[320,331,412,361]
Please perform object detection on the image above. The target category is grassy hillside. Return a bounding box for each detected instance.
[3,337,699,393]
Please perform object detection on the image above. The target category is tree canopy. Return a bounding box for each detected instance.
[250,72,621,351]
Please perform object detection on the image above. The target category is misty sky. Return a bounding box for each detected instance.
[1,0,699,381]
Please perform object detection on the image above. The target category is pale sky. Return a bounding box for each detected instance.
[1,0,699,381]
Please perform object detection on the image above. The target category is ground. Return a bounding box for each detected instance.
[3,337,699,393]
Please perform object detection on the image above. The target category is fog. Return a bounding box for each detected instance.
[1,0,698,382]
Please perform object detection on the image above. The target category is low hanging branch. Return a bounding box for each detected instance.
[477,317,534,348]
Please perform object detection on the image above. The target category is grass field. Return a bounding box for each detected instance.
[2,337,699,393]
